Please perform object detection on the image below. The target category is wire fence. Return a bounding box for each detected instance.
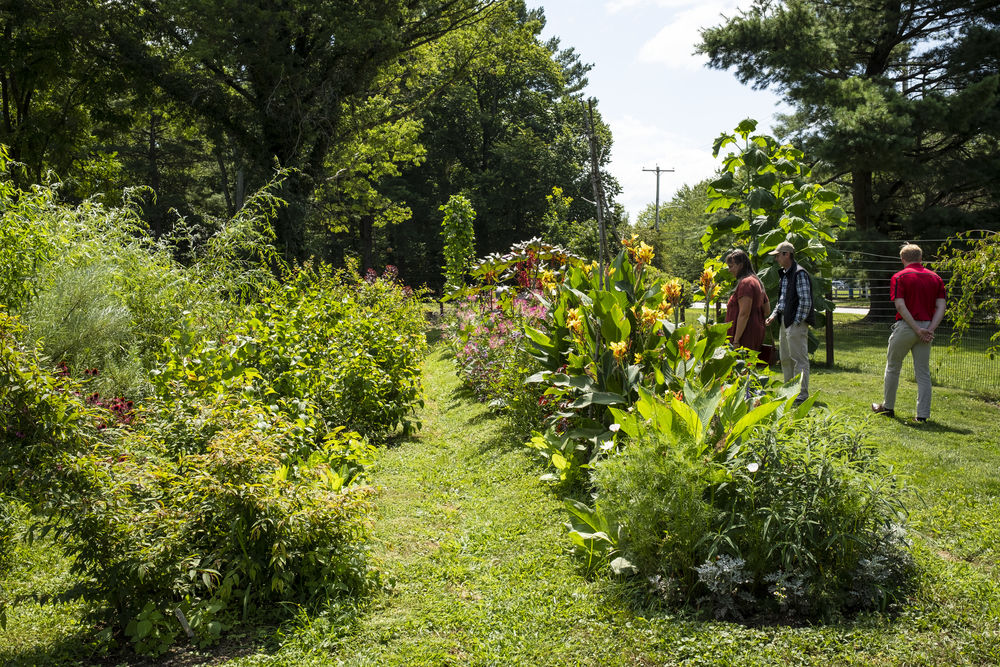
[816,239,1000,399]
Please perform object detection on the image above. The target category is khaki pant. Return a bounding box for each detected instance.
[779,321,810,400]
[883,320,933,419]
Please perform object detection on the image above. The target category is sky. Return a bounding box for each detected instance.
[534,0,788,223]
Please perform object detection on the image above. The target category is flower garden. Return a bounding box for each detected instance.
[444,237,913,621]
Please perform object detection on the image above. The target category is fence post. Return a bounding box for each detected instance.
[825,304,834,366]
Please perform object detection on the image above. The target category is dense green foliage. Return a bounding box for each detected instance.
[0,165,428,654]
[699,0,1000,237]
[1,0,618,286]
[440,194,478,293]
[703,119,847,318]
[593,410,912,620]
[935,229,1000,353]
[698,1,1000,315]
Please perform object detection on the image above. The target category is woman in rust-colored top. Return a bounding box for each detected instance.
[724,249,769,351]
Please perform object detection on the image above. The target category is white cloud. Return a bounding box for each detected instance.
[606,114,720,222]
[636,1,741,70]
[605,0,702,14]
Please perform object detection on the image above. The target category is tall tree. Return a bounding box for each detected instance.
[699,0,1000,315]
[101,0,501,260]
[385,1,620,288]
[0,0,125,195]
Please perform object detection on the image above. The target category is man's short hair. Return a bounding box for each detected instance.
[900,244,922,264]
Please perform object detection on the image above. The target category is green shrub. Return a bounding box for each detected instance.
[593,410,913,620]
[591,434,715,582]
[153,263,427,443]
[0,147,59,312]
[56,414,378,646]
[1,276,402,654]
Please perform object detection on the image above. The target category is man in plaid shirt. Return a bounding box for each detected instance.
[765,241,815,406]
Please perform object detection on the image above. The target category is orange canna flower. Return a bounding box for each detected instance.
[677,333,692,360]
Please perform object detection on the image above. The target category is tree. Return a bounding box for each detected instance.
[385,2,620,288]
[934,230,1000,354]
[701,119,847,317]
[699,0,1000,317]
[101,0,502,261]
[0,0,125,196]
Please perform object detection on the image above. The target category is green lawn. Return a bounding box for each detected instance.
[3,340,1000,665]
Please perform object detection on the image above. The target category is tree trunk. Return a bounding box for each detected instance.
[853,170,896,322]
[360,214,374,273]
[275,173,309,262]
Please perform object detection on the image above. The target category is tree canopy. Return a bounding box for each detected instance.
[698,0,1000,240]
[1,0,617,287]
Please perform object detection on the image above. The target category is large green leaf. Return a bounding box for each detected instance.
[570,391,626,408]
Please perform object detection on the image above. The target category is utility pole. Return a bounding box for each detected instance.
[642,164,674,231]
[582,98,609,289]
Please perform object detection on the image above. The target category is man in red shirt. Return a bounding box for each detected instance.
[872,244,947,422]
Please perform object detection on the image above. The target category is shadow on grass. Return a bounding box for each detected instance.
[1,627,271,667]
[901,419,972,435]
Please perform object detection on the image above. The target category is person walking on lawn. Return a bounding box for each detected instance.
[871,243,947,423]
[764,241,814,406]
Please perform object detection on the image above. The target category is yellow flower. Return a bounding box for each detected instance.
[567,307,584,337]
[700,268,716,292]
[657,302,674,319]
[606,266,616,278]
[636,241,655,265]
[639,305,659,328]
[661,279,683,306]
[633,352,644,365]
[609,340,629,362]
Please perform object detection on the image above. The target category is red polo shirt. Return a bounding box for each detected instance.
[890,263,945,321]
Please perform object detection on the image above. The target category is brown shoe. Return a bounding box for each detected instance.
[871,403,895,417]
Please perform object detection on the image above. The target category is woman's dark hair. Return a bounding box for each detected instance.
[725,249,755,281]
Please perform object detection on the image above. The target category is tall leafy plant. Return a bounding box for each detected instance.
[440,194,477,294]
[0,147,59,312]
[935,230,1000,354]
[702,119,847,308]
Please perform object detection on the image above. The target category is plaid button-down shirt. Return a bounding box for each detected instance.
[773,268,813,325]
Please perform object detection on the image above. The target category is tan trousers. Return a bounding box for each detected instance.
[883,320,933,419]
[779,321,810,400]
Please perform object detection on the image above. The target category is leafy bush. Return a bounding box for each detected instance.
[592,409,913,620]
[153,263,427,443]
[2,255,425,653]
[1,302,385,653]
[0,147,60,311]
